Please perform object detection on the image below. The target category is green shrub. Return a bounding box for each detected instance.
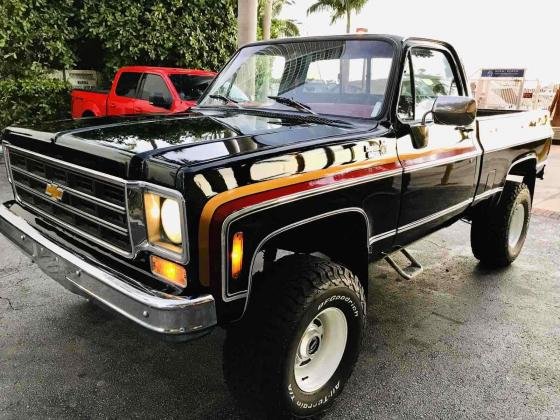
[0,0,238,128]
[0,70,71,130]
[0,0,77,76]
[80,0,238,78]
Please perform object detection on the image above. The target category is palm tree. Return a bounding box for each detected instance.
[307,0,368,33]
[259,0,300,40]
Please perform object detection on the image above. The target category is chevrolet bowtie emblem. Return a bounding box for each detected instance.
[45,183,64,201]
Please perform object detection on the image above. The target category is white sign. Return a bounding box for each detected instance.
[52,69,100,90]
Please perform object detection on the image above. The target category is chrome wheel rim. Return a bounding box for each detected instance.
[294,307,348,393]
[509,203,525,248]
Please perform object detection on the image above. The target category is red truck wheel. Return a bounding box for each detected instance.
[223,254,366,418]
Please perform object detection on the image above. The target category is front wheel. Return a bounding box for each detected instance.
[223,255,366,418]
[471,183,532,267]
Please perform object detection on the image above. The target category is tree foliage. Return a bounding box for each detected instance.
[0,0,77,76]
[80,0,238,78]
[258,0,300,39]
[0,68,71,129]
[0,0,238,128]
[307,0,368,32]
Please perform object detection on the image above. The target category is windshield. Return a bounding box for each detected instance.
[169,74,215,101]
[198,39,395,119]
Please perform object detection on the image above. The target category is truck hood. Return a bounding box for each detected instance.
[3,111,377,187]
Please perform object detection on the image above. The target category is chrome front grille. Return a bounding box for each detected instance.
[4,145,133,255]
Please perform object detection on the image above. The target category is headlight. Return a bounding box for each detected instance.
[161,198,182,244]
[144,192,185,254]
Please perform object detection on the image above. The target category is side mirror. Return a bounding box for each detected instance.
[411,96,477,149]
[429,95,477,126]
[149,94,172,110]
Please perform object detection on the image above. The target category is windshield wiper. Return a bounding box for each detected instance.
[268,96,317,115]
[209,94,241,108]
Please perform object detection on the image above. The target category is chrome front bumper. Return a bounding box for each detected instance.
[0,202,217,342]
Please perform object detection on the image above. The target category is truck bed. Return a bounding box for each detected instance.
[477,109,552,152]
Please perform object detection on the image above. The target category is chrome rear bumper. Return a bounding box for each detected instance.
[0,202,217,342]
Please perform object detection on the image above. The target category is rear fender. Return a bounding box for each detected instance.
[505,153,537,198]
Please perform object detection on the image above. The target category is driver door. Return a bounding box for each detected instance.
[395,46,480,245]
[133,73,174,115]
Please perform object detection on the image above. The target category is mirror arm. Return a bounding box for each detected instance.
[421,98,438,125]
[421,110,433,125]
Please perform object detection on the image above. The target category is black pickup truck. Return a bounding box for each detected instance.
[0,35,552,417]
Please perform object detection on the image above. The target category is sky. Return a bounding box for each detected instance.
[279,0,558,85]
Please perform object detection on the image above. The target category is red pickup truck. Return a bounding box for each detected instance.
[71,66,216,118]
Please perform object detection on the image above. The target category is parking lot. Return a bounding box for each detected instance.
[1,148,559,419]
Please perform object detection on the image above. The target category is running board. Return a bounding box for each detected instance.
[384,248,423,280]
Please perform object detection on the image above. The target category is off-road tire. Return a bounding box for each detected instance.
[471,183,531,267]
[223,254,366,418]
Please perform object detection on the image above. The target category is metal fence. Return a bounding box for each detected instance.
[472,76,556,111]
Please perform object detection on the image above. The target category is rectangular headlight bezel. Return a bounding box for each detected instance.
[126,182,189,264]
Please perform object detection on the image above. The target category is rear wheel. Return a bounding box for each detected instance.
[223,254,366,418]
[471,183,531,267]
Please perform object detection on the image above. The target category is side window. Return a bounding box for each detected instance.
[397,57,414,120]
[410,48,459,119]
[139,74,172,102]
[114,72,142,97]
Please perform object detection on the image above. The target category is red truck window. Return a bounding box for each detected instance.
[139,74,172,102]
[115,72,142,97]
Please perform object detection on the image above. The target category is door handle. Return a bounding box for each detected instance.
[456,126,474,133]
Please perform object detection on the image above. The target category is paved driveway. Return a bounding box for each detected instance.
[0,151,559,419]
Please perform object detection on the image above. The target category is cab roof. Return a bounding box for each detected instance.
[118,66,216,76]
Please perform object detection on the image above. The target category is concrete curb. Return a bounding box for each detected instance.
[532,208,560,219]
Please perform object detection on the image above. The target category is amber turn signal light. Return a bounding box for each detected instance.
[150,255,187,288]
[231,232,244,279]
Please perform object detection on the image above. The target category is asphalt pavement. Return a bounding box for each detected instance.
[0,149,559,419]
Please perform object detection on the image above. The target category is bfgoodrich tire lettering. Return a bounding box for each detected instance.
[223,254,366,418]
